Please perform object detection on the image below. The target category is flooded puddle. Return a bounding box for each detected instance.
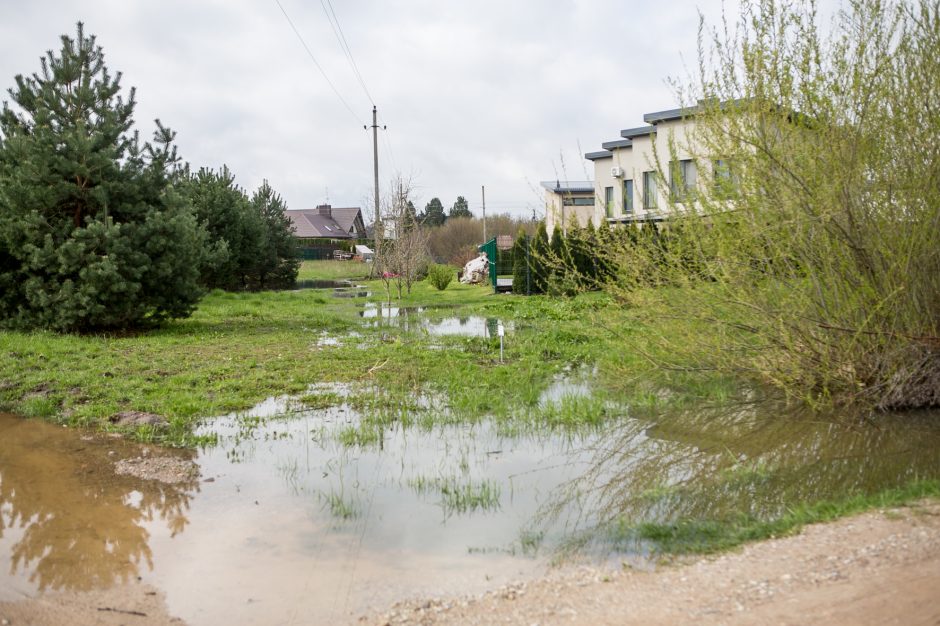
[3,390,940,625]
[358,303,512,337]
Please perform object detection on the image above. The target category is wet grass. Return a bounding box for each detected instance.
[0,265,784,447]
[409,474,502,516]
[618,479,940,555]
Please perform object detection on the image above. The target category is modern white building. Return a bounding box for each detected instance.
[540,180,595,235]
[545,104,710,234]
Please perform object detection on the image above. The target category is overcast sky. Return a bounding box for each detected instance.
[0,0,839,219]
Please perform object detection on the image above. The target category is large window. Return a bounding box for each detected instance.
[562,196,595,206]
[622,179,634,215]
[669,159,697,201]
[642,171,658,210]
[605,186,614,218]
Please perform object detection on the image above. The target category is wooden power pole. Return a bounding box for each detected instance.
[481,185,487,243]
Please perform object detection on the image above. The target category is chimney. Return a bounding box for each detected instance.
[316,204,332,217]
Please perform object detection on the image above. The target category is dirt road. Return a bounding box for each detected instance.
[365,501,940,626]
[3,502,938,625]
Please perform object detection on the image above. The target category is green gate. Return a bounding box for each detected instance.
[477,237,516,292]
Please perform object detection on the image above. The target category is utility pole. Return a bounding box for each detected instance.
[481,185,487,243]
[365,106,385,273]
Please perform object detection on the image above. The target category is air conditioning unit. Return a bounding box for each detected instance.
[611,166,624,178]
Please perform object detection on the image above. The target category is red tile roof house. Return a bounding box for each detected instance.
[286,205,368,259]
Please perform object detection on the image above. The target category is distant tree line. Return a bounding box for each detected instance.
[0,24,298,332]
[409,195,473,228]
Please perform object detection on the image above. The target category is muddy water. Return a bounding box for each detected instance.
[2,394,940,625]
[0,415,198,596]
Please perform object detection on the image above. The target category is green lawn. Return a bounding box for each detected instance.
[296,259,372,281]
[0,278,653,445]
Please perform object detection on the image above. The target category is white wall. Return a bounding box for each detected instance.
[588,116,703,227]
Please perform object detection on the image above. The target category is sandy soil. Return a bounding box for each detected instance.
[364,501,940,626]
[0,582,180,626]
[2,502,938,626]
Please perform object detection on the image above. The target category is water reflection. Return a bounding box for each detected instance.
[357,304,512,338]
[0,414,199,595]
[4,388,940,624]
[534,402,940,552]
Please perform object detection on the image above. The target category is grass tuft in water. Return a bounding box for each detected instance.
[408,475,502,516]
[298,391,343,410]
[320,489,359,520]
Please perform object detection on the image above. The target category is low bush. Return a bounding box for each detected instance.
[426,264,454,291]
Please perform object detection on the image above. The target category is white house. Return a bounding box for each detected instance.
[541,180,595,235]
[545,104,717,233]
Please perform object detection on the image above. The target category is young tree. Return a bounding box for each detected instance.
[403,200,418,229]
[420,197,446,227]
[530,222,549,294]
[449,196,473,218]
[511,228,530,295]
[612,0,940,410]
[250,180,299,290]
[375,176,429,301]
[0,24,205,331]
[179,166,260,290]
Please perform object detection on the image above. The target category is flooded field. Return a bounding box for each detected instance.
[3,296,940,624]
[3,382,940,624]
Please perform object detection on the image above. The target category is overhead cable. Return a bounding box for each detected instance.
[320,0,375,106]
[274,0,365,125]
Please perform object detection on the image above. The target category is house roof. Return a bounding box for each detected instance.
[286,207,364,239]
[601,138,632,150]
[330,207,363,234]
[620,125,656,139]
[540,180,594,193]
[585,150,613,161]
[643,105,699,124]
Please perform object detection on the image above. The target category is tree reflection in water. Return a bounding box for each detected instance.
[0,414,199,592]
[533,401,940,554]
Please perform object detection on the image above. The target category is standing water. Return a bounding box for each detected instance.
[2,389,939,624]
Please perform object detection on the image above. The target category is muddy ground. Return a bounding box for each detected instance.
[2,501,938,626]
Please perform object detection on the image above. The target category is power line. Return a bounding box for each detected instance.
[274,0,365,125]
[320,0,375,106]
[378,113,397,173]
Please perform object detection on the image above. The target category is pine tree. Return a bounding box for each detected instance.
[420,197,446,227]
[580,220,598,281]
[0,24,205,331]
[511,228,529,295]
[250,180,299,290]
[449,196,472,218]
[179,166,260,290]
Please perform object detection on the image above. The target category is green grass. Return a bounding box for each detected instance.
[0,278,769,447]
[297,260,370,281]
[320,489,359,520]
[624,479,940,555]
[298,391,343,410]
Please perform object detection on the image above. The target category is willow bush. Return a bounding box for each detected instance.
[604,0,940,410]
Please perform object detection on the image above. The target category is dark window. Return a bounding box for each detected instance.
[642,172,658,210]
[669,159,697,201]
[623,179,634,214]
